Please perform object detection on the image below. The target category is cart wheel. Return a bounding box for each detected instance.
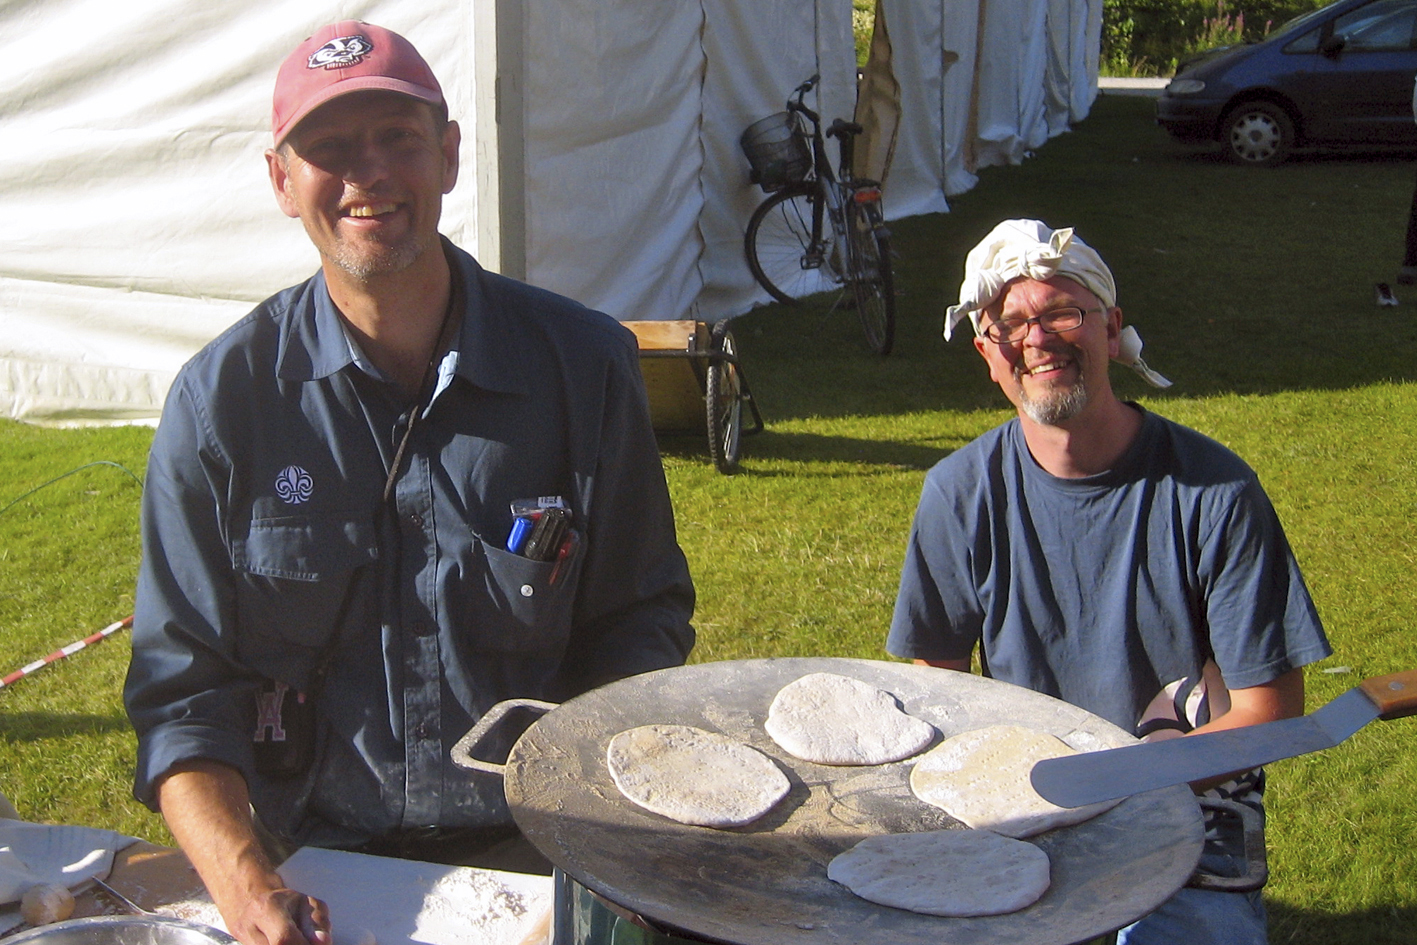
[706,320,743,474]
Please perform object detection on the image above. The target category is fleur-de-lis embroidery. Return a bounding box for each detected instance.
[275,465,314,504]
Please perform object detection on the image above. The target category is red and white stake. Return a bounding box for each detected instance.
[0,616,133,689]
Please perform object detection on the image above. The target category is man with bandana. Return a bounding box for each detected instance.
[887,219,1331,944]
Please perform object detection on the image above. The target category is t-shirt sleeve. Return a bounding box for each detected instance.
[887,471,985,663]
[1197,477,1332,690]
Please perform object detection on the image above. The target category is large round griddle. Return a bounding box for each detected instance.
[501,658,1203,945]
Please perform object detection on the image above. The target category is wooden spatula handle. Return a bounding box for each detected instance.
[1358,669,1417,720]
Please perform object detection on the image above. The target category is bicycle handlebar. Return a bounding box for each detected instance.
[786,98,820,125]
[786,78,863,141]
[788,74,821,124]
[826,118,864,140]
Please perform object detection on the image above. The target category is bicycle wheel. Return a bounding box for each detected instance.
[705,320,743,474]
[744,186,843,305]
[846,199,895,355]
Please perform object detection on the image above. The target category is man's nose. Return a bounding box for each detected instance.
[1021,316,1053,346]
[343,140,393,187]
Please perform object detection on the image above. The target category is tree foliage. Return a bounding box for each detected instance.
[1102,0,1329,75]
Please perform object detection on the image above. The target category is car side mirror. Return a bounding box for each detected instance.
[1320,34,1346,57]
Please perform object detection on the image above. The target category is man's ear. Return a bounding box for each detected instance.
[973,334,1011,387]
[265,149,301,219]
[1105,305,1123,360]
[440,120,461,194]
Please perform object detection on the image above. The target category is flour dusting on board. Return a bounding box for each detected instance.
[276,846,553,945]
[416,868,535,943]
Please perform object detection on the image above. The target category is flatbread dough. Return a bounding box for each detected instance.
[606,724,790,828]
[828,829,1050,917]
[765,673,935,765]
[910,724,1121,838]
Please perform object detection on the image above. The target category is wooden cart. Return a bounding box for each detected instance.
[623,318,763,474]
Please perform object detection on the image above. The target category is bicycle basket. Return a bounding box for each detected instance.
[740,111,811,193]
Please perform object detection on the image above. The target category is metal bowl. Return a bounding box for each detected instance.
[3,916,236,945]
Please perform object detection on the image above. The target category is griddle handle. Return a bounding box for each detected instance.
[450,698,558,776]
[1186,797,1268,893]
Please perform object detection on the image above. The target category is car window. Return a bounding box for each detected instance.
[1331,0,1417,50]
[1284,26,1323,51]
[1273,1,1346,40]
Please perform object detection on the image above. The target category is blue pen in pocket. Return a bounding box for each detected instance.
[506,513,538,554]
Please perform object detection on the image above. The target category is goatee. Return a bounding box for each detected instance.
[1016,346,1089,425]
[328,235,427,281]
[1020,376,1089,425]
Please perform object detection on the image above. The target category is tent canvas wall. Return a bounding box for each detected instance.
[0,0,1099,427]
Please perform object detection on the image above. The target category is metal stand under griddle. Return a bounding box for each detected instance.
[551,870,1123,945]
[554,871,709,945]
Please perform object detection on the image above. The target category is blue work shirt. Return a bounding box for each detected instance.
[125,243,695,848]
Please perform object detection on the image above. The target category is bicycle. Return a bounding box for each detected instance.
[740,75,896,355]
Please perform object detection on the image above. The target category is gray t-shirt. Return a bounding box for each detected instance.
[888,408,1331,737]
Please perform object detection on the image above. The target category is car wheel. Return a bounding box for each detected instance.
[1222,102,1295,167]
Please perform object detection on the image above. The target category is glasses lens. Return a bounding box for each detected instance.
[986,308,1087,343]
[1043,308,1085,332]
[985,320,1021,343]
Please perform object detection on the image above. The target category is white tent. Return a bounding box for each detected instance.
[864,0,1099,211]
[0,0,1098,426]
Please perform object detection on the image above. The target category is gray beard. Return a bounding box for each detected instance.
[328,235,426,281]
[1018,368,1089,425]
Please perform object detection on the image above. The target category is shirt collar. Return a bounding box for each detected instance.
[444,241,527,397]
[275,240,529,397]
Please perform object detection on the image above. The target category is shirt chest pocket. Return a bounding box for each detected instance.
[231,513,378,678]
[457,533,584,656]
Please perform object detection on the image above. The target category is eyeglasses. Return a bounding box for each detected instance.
[981,307,1098,344]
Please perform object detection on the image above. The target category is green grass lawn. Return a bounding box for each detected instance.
[4,94,1417,942]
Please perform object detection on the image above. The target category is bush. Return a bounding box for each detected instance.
[854,0,875,67]
[1102,0,1328,76]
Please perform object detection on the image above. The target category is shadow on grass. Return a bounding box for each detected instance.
[1162,138,1417,169]
[656,429,964,471]
[0,712,130,741]
[1268,900,1417,945]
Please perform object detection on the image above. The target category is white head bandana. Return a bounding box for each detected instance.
[944,219,1171,388]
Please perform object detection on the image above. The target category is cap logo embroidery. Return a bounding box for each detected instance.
[275,465,314,504]
[307,34,374,70]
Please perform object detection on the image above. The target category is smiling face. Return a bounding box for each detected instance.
[266,90,459,282]
[972,276,1122,427]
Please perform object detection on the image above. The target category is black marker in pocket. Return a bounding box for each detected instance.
[522,506,572,561]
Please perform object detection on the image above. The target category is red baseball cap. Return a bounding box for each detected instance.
[272,21,444,145]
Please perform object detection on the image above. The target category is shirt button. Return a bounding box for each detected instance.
[520,584,534,598]
[410,621,432,636]
[410,513,424,528]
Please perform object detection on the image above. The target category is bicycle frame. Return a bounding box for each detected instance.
[784,77,885,279]
[742,75,896,353]
[784,78,846,274]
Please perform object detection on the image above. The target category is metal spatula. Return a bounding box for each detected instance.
[1030,668,1417,808]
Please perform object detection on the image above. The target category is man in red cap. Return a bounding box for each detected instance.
[125,23,695,945]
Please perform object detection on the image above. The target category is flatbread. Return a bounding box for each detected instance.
[606,724,790,828]
[765,673,935,765]
[827,829,1050,917]
[910,724,1122,838]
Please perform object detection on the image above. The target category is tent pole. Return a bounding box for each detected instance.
[474,0,527,281]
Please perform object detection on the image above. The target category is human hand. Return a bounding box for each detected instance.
[227,886,331,945]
